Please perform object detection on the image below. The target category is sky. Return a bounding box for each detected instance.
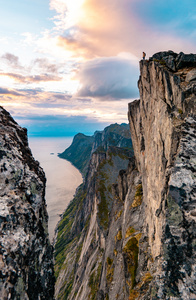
[0,0,195,136]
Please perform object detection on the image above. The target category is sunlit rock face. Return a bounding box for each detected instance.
[0,107,54,299]
[54,51,195,300]
[128,51,196,298]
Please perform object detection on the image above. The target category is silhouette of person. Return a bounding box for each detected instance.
[143,52,146,60]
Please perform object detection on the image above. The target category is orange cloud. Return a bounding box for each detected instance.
[57,0,195,59]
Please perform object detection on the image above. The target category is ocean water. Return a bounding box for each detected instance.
[29,137,83,241]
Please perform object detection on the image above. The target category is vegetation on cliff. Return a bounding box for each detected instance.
[54,124,134,299]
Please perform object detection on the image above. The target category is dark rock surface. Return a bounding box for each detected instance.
[0,106,54,299]
[150,50,196,72]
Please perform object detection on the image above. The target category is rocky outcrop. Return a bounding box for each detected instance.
[128,51,196,298]
[0,107,54,299]
[55,51,195,300]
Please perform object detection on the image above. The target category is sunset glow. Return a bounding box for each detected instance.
[0,0,195,136]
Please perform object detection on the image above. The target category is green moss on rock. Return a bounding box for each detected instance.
[88,263,102,300]
[106,257,114,284]
[97,179,109,230]
[131,184,143,208]
[123,237,139,289]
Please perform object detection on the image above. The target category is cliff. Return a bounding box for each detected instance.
[128,51,196,298]
[55,51,195,300]
[58,133,94,176]
[54,125,134,299]
[59,123,133,177]
[0,107,54,299]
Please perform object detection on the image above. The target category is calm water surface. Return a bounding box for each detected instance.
[29,137,82,241]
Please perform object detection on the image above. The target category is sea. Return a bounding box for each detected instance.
[28,137,83,241]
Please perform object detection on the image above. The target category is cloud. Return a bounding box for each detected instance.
[33,58,60,74]
[0,72,62,83]
[0,84,132,129]
[55,0,196,59]
[76,56,139,99]
[0,87,22,96]
[1,53,23,69]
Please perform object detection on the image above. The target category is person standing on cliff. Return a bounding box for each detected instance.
[143,52,146,60]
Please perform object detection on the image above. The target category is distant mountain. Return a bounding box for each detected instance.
[59,123,133,176]
[58,133,94,176]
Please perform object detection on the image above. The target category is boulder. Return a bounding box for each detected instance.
[176,52,196,69]
[185,69,196,82]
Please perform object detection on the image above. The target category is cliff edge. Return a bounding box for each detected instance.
[0,107,54,299]
[128,51,196,298]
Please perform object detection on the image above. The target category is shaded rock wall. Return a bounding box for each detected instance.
[0,107,54,299]
[54,130,134,300]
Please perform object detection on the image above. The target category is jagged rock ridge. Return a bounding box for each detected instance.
[0,107,54,299]
[55,51,195,300]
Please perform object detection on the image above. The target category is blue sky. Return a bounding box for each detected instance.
[0,0,195,136]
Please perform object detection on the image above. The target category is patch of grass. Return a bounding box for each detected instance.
[129,290,140,300]
[125,227,136,239]
[55,185,87,278]
[115,210,123,221]
[57,273,74,300]
[75,241,83,264]
[123,237,139,289]
[131,184,143,208]
[97,179,109,230]
[128,272,153,300]
[115,230,122,242]
[142,272,153,283]
[114,249,118,256]
[135,233,142,242]
[153,58,166,66]
[178,108,183,115]
[106,257,114,284]
[88,262,102,300]
[107,257,113,266]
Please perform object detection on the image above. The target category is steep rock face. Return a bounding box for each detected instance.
[0,107,54,299]
[55,130,135,299]
[55,51,195,300]
[91,123,133,154]
[128,52,196,298]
